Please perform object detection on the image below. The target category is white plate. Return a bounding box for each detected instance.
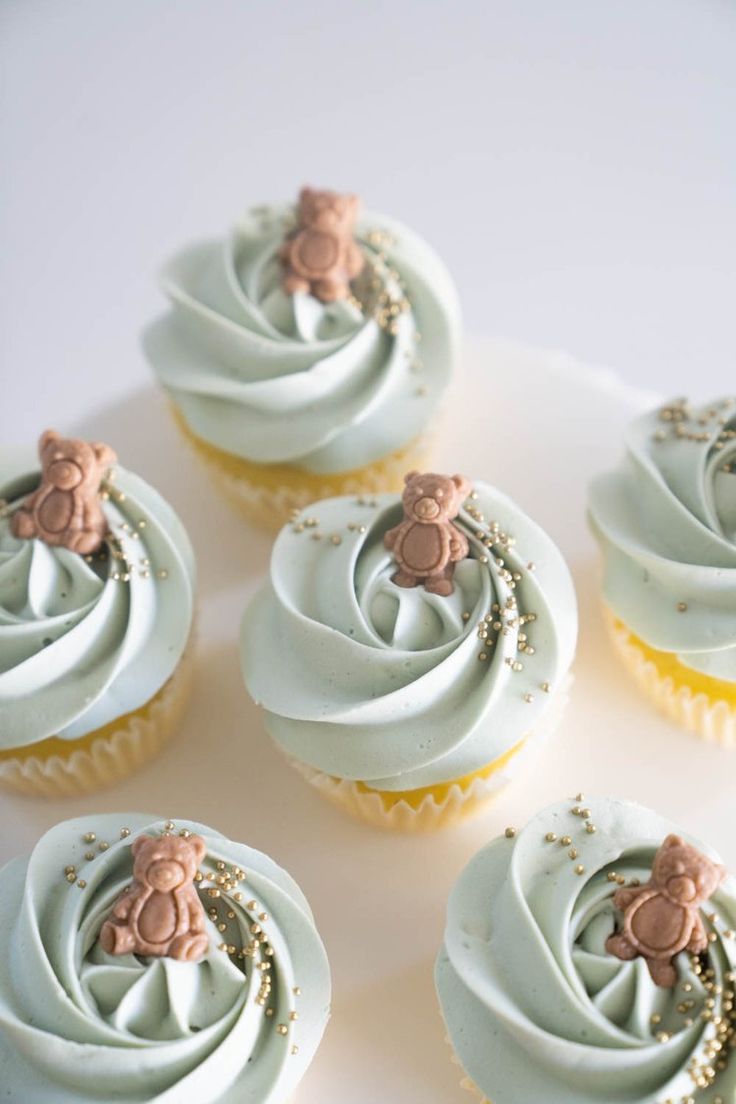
[2,339,732,1104]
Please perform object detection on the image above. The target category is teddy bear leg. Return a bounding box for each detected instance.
[10,509,37,541]
[99,919,136,956]
[425,565,455,597]
[314,277,348,302]
[647,957,678,988]
[283,273,311,295]
[605,932,638,961]
[169,932,209,962]
[392,569,419,588]
[67,528,105,555]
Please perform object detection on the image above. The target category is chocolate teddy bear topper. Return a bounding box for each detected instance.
[606,833,727,988]
[11,429,116,556]
[99,832,209,963]
[280,186,365,303]
[384,471,471,596]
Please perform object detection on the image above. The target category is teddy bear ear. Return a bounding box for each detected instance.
[39,428,60,452]
[92,442,117,468]
[662,834,684,849]
[299,185,313,202]
[189,835,207,863]
[451,474,471,496]
[404,470,420,484]
[130,834,152,857]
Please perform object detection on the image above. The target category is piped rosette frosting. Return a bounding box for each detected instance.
[436,797,736,1104]
[589,396,736,684]
[0,459,195,747]
[241,480,577,790]
[143,200,461,474]
[0,815,330,1103]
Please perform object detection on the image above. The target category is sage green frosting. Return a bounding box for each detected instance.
[0,463,195,748]
[241,482,577,790]
[142,203,461,474]
[589,397,736,683]
[0,814,330,1103]
[436,797,736,1104]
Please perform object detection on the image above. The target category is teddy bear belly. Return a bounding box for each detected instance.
[138,894,178,945]
[294,232,339,274]
[38,490,74,534]
[400,526,444,574]
[630,898,689,953]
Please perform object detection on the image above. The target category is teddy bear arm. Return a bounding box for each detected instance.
[111,886,140,922]
[185,888,205,933]
[448,524,469,562]
[345,239,365,278]
[613,884,649,911]
[383,523,403,551]
[686,912,708,953]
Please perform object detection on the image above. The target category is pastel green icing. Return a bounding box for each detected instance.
[0,814,331,1103]
[142,204,461,474]
[589,397,736,682]
[240,482,577,790]
[436,797,736,1104]
[0,463,195,747]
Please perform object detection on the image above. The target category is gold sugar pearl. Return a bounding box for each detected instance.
[504,827,517,839]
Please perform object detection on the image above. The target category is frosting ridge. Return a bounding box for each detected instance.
[143,204,461,473]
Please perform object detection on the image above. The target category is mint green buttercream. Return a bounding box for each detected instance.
[0,815,330,1103]
[240,481,577,789]
[143,204,461,474]
[589,397,736,682]
[0,463,195,747]
[436,797,736,1104]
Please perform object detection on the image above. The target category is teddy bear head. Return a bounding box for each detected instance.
[401,471,471,524]
[39,429,116,492]
[298,187,360,233]
[131,833,206,893]
[652,834,727,907]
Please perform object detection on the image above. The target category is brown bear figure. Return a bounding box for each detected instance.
[99,832,209,963]
[606,833,727,987]
[11,429,116,556]
[384,471,471,596]
[279,186,365,303]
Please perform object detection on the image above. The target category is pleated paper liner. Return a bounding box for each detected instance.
[170,402,437,531]
[287,676,572,833]
[446,1034,491,1103]
[0,643,194,797]
[603,605,736,747]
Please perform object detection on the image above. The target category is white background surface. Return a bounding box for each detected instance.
[1,3,735,1101]
[1,0,734,417]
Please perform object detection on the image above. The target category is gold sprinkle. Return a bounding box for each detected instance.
[560,836,572,847]
[164,821,175,831]
[77,880,87,889]
[545,833,558,843]
[291,1045,299,1056]
[574,865,585,876]
[83,832,96,844]
[677,601,688,613]
[277,1024,289,1036]
[120,827,131,838]
[330,534,342,546]
[293,986,302,996]
[504,827,517,839]
[98,841,109,852]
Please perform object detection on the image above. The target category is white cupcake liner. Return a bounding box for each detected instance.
[287,675,572,833]
[604,606,736,747]
[0,643,194,798]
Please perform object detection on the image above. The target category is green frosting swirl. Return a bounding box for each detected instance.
[436,797,736,1104]
[241,481,577,790]
[0,463,195,747]
[589,397,736,682]
[0,815,331,1102]
[142,204,461,474]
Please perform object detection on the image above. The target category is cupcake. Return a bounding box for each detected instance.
[240,469,577,832]
[589,396,736,745]
[436,796,736,1104]
[143,186,461,529]
[0,430,196,796]
[0,813,331,1102]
